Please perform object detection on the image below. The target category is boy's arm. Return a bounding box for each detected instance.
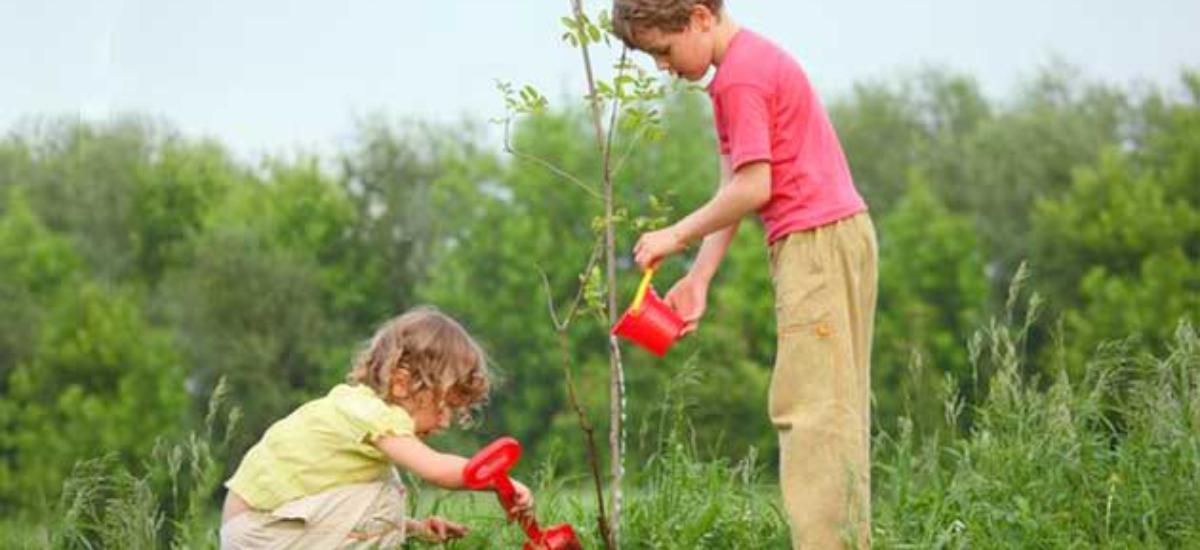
[675,159,769,243]
[686,155,741,284]
[661,156,740,334]
[634,159,769,269]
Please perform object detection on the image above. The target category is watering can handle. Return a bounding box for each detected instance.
[630,267,655,313]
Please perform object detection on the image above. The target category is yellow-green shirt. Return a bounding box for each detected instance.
[225,384,414,510]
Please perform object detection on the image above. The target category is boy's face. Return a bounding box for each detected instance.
[632,7,717,82]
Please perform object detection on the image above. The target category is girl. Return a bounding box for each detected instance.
[220,306,532,548]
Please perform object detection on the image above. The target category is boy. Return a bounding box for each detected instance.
[613,1,877,548]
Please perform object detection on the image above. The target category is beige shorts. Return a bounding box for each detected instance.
[220,480,407,549]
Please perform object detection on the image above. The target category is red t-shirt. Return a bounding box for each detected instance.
[709,29,866,243]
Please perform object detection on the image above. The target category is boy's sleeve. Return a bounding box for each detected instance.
[713,84,772,171]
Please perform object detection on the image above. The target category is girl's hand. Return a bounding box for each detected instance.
[413,516,469,542]
[509,479,535,518]
[663,275,709,336]
[633,226,686,270]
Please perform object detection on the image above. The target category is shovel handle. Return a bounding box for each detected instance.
[495,476,542,540]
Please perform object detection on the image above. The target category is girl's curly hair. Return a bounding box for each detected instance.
[347,306,491,424]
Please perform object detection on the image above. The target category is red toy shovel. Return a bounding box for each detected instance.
[463,437,583,550]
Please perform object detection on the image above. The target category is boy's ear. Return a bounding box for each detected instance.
[690,3,717,31]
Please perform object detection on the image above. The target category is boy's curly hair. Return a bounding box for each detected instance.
[347,306,491,424]
[611,0,724,49]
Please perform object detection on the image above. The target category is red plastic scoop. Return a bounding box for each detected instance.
[463,437,583,550]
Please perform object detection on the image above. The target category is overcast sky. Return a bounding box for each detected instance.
[2,0,1197,158]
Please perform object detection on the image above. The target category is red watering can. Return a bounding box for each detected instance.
[463,437,582,550]
[611,268,686,357]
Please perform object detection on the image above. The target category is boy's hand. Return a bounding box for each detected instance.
[509,479,535,518]
[634,226,686,270]
[664,275,708,336]
[412,516,469,542]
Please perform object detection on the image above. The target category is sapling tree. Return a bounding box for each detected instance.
[494,2,669,547]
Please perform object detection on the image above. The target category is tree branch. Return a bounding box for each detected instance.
[503,117,603,201]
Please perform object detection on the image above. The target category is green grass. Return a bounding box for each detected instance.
[4,311,1197,549]
[403,442,789,549]
[870,316,1200,549]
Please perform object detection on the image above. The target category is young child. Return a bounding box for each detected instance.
[613,1,877,548]
[220,306,533,548]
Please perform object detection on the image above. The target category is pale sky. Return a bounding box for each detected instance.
[2,0,1197,158]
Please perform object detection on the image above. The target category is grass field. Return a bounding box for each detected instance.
[4,311,1197,549]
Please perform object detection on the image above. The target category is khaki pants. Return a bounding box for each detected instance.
[768,212,876,549]
[220,480,407,549]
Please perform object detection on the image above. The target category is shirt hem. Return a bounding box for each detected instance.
[764,203,868,245]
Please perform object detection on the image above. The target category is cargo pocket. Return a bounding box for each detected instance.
[769,246,835,430]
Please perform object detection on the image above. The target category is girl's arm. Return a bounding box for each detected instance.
[373,434,533,509]
[374,434,468,489]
